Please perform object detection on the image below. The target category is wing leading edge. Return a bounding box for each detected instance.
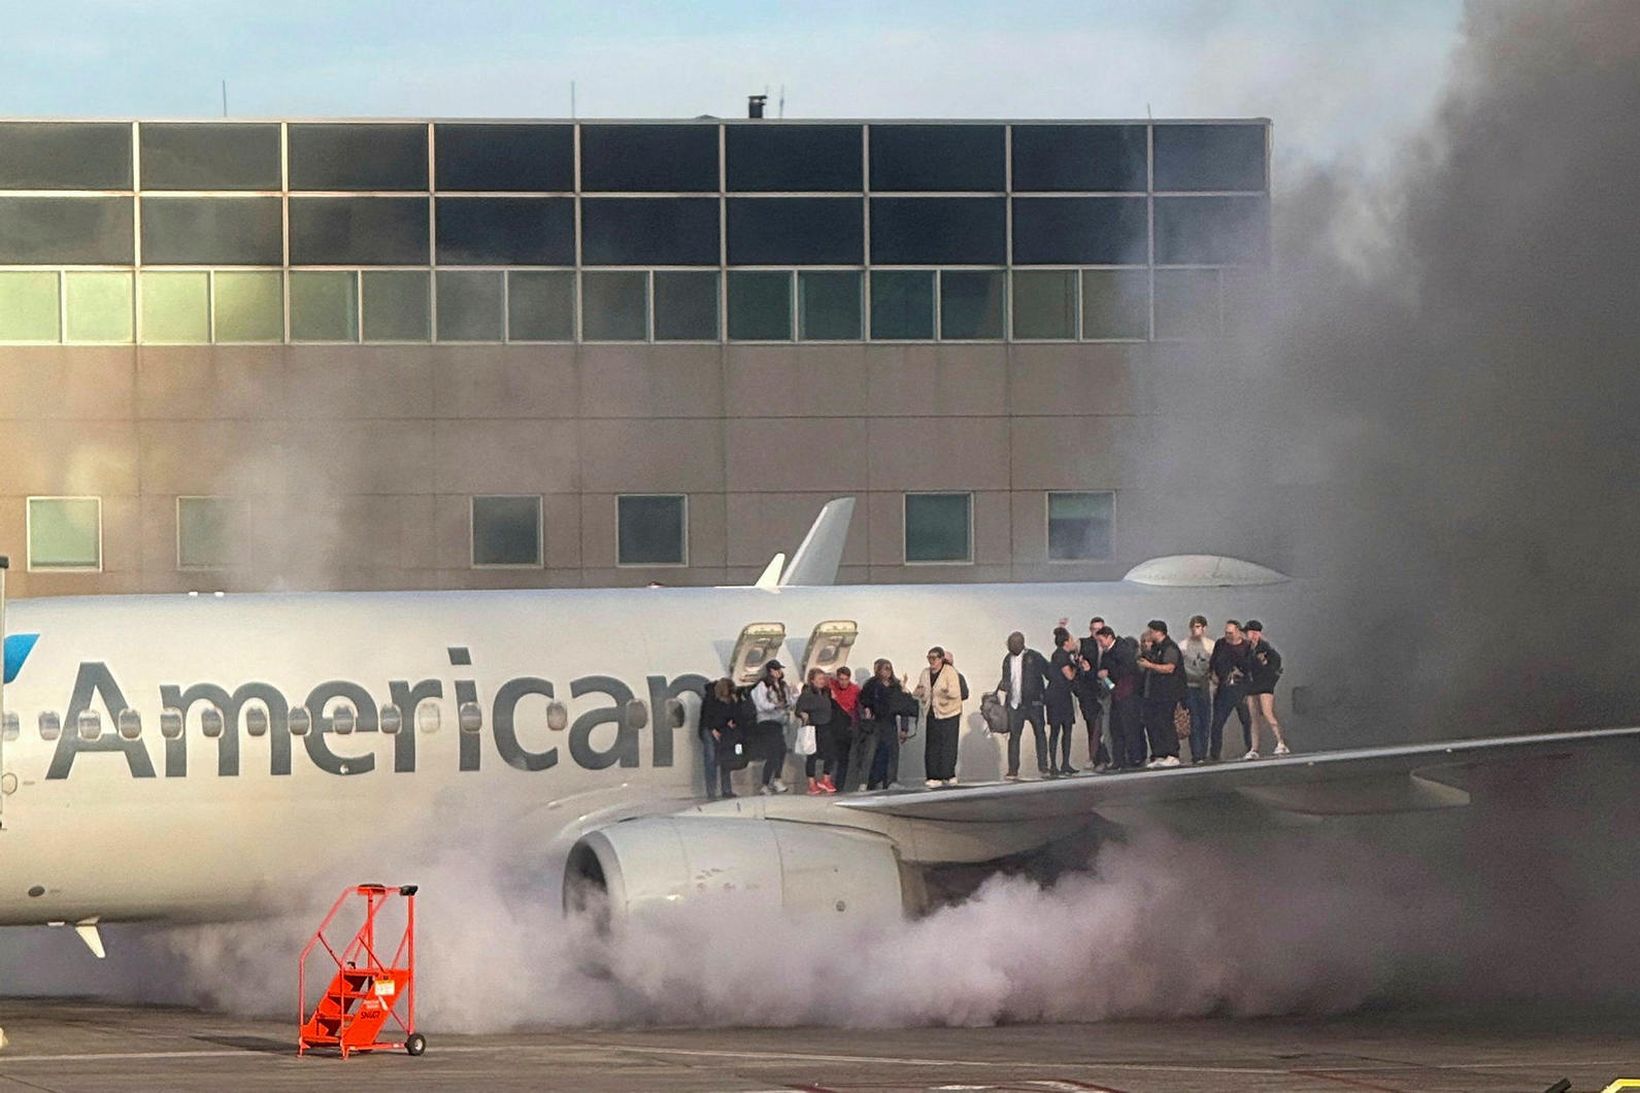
[835,726,1640,823]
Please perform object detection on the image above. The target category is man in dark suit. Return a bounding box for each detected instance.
[1075,616,1111,770]
[994,631,1052,780]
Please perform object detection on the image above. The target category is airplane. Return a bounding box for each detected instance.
[0,497,1634,960]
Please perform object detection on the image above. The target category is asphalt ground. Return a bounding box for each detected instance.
[0,998,1634,1092]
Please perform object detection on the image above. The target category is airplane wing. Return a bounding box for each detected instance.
[835,726,1640,823]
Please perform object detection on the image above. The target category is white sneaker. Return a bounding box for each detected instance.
[1274,743,1291,756]
[1242,750,1261,761]
[770,779,789,794]
[1152,755,1181,768]
[943,777,959,786]
[758,784,774,795]
[925,778,942,788]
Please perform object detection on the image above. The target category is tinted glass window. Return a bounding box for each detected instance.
[139,271,209,343]
[869,270,934,340]
[213,271,283,342]
[798,271,861,340]
[870,125,1002,192]
[904,493,971,563]
[0,123,130,189]
[726,197,862,265]
[434,124,573,191]
[508,270,575,341]
[435,197,574,265]
[436,271,503,341]
[617,495,687,566]
[939,271,1004,340]
[1082,269,1150,339]
[581,198,718,265]
[1011,270,1077,339]
[472,496,542,566]
[287,123,428,191]
[139,123,280,190]
[289,271,359,341]
[1011,124,1147,192]
[1154,196,1270,265]
[869,198,1004,265]
[727,271,791,341]
[27,498,101,570]
[582,270,648,340]
[1047,492,1113,560]
[289,197,428,265]
[141,197,282,265]
[177,497,233,569]
[63,272,133,343]
[1153,124,1267,191]
[362,270,430,342]
[653,271,719,340]
[725,124,862,191]
[1153,268,1220,339]
[1012,197,1147,265]
[0,197,133,264]
[0,271,60,341]
[580,125,718,192]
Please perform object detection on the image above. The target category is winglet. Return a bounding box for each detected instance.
[754,552,786,590]
[780,498,855,587]
[75,920,105,959]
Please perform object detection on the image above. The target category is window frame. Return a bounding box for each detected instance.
[1044,490,1116,563]
[26,495,103,573]
[615,493,689,569]
[469,494,545,570]
[175,495,237,572]
[902,491,974,566]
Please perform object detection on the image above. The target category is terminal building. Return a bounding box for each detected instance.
[0,115,1271,596]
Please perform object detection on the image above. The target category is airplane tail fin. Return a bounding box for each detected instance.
[777,497,855,588]
[753,552,785,589]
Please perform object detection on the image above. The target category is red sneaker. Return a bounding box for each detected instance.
[819,775,838,794]
[806,778,823,795]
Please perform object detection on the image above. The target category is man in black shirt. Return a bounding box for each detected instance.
[1092,627,1144,770]
[1135,619,1185,768]
[1075,616,1111,770]
[1208,619,1253,761]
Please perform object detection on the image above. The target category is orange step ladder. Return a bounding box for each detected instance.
[298,883,424,1059]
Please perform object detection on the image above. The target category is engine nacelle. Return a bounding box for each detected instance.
[565,816,916,920]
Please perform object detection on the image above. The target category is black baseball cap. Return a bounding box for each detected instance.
[765,659,785,670]
[1243,620,1263,633]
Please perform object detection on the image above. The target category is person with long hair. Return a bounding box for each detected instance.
[795,667,839,794]
[856,658,907,791]
[1046,626,1080,776]
[749,660,793,793]
[915,646,963,787]
[699,676,741,798]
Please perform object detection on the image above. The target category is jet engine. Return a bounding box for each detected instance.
[564,816,919,920]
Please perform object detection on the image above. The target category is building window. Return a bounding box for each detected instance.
[870,270,934,340]
[212,271,283,343]
[797,271,861,340]
[904,493,972,564]
[471,495,542,568]
[361,270,431,343]
[1011,270,1078,340]
[0,271,61,342]
[177,496,233,570]
[653,271,719,341]
[64,271,133,343]
[617,494,687,567]
[581,270,648,342]
[289,271,359,342]
[507,271,576,342]
[1047,492,1114,561]
[27,497,101,572]
[435,270,504,342]
[727,271,791,341]
[1081,269,1150,340]
[1153,269,1221,340]
[939,270,1005,340]
[139,271,210,344]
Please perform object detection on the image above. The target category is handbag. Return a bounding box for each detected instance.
[795,723,818,756]
[1173,701,1192,740]
[980,692,1009,734]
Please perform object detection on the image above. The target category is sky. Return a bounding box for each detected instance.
[1,0,1464,169]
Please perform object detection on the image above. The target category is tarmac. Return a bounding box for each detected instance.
[0,998,1635,1092]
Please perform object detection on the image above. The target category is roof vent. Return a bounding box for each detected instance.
[1123,554,1289,588]
[747,94,767,119]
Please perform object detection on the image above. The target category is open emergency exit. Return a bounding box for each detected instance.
[801,620,858,679]
[728,623,785,684]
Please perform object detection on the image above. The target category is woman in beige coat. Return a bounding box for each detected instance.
[914,646,964,787]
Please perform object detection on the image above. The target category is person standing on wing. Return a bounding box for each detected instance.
[1242,620,1291,759]
[1046,626,1081,776]
[995,631,1053,781]
[1135,619,1185,769]
[915,646,963,787]
[750,661,794,793]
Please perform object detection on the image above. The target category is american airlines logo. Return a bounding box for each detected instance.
[37,646,707,782]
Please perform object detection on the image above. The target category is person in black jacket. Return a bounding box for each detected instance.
[1242,620,1291,759]
[1074,616,1112,771]
[1208,619,1253,761]
[1136,619,1186,768]
[1046,627,1080,776]
[699,677,741,798]
[995,631,1053,780]
[856,659,909,791]
[1093,627,1144,769]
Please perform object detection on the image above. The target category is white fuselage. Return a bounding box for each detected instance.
[0,580,1306,925]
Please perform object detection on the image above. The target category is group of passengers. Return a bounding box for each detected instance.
[698,615,1288,797]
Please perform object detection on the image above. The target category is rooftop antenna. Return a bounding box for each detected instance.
[778,85,786,118]
[221,79,228,117]
[570,80,577,119]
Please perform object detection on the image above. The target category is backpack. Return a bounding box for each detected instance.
[958,672,970,701]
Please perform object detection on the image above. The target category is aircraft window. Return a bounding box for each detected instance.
[1,711,17,741]
[78,710,102,742]
[458,701,483,734]
[39,712,61,741]
[665,698,687,729]
[245,706,269,737]
[380,703,403,735]
[287,707,311,736]
[117,708,142,740]
[330,706,356,735]
[415,703,440,735]
[728,622,786,685]
[200,708,224,739]
[546,701,568,732]
[160,708,184,739]
[801,620,859,678]
[624,700,649,730]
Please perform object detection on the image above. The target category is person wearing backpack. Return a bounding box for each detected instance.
[914,646,963,787]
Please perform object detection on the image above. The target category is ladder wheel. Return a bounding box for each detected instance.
[405,1032,427,1057]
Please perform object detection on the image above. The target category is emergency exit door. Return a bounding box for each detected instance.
[801,620,858,680]
[728,623,786,685]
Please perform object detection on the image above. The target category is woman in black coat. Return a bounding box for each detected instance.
[1046,627,1080,776]
[699,677,741,799]
[856,659,909,791]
